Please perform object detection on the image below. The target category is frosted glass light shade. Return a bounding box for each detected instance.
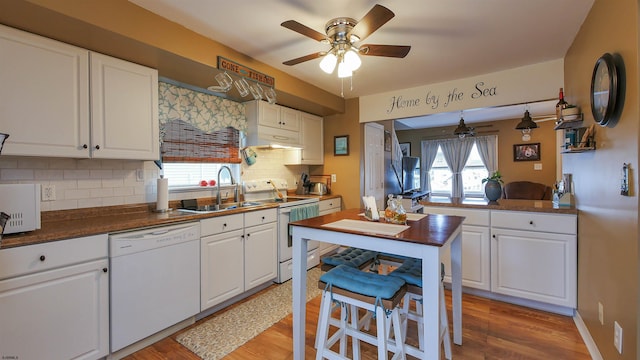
[319,53,337,74]
[337,61,352,78]
[343,49,361,71]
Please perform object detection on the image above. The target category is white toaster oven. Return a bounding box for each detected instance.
[0,184,41,234]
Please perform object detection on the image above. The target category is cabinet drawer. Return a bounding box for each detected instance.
[245,209,277,227]
[319,198,341,212]
[491,210,577,235]
[0,234,108,280]
[423,206,489,226]
[201,213,243,236]
[257,125,300,145]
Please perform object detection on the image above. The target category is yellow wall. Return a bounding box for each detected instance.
[315,98,362,209]
[564,0,638,358]
[397,117,558,187]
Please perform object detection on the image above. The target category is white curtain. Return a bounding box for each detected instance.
[420,140,440,193]
[475,135,498,175]
[439,137,474,198]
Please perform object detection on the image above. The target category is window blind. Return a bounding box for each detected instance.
[161,119,240,163]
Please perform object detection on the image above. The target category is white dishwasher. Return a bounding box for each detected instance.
[109,222,200,352]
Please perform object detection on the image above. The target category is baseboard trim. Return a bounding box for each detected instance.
[574,310,603,360]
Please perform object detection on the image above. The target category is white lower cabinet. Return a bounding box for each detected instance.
[318,198,342,255]
[425,206,577,310]
[0,235,109,360]
[425,207,491,291]
[201,209,277,311]
[490,210,577,308]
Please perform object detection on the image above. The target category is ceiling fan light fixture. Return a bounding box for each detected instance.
[337,61,352,78]
[319,52,337,74]
[343,48,361,71]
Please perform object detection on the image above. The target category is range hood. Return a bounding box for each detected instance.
[245,125,303,149]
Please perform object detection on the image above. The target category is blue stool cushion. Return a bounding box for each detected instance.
[320,264,405,300]
[322,247,377,268]
[388,259,446,287]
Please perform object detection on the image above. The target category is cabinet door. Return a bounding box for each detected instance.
[491,228,576,307]
[300,112,324,164]
[201,229,244,310]
[0,259,108,360]
[255,100,281,128]
[244,222,277,290]
[317,199,341,255]
[279,106,300,132]
[0,24,90,157]
[441,224,491,290]
[90,52,159,160]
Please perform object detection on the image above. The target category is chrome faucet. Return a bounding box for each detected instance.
[217,166,238,208]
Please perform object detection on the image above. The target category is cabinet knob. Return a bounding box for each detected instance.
[223,223,227,227]
[103,268,108,273]
[39,255,45,261]
[82,144,88,149]
[492,234,496,239]
[95,145,100,150]
[261,216,265,220]
[529,220,534,225]
[246,233,251,237]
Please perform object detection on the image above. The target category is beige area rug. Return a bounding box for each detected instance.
[176,268,322,360]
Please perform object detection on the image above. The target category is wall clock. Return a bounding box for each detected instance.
[590,53,623,127]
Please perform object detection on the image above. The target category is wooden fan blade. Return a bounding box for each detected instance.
[283,52,326,66]
[281,20,328,42]
[350,4,395,42]
[360,44,411,58]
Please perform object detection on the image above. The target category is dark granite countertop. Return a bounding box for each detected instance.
[420,197,578,215]
[1,194,343,249]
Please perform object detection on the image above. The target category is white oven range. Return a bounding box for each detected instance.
[243,179,319,283]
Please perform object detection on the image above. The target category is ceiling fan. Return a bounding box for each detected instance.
[281,4,411,77]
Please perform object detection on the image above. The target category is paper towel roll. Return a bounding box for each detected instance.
[156,177,169,211]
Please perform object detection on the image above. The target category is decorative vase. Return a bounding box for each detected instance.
[484,180,502,201]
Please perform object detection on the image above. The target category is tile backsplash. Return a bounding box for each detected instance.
[0,148,308,212]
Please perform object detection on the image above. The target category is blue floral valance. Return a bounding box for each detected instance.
[158,81,247,133]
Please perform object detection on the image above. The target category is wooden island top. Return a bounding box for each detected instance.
[290,207,465,247]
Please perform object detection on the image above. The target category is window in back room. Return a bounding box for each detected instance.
[429,143,488,198]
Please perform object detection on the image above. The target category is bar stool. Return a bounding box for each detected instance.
[388,258,452,359]
[316,264,407,360]
[316,248,379,348]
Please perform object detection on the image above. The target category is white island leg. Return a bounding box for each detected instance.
[292,227,308,360]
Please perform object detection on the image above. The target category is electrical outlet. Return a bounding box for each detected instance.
[331,174,337,183]
[534,163,542,170]
[614,321,623,354]
[598,302,604,325]
[42,185,56,201]
[136,169,145,182]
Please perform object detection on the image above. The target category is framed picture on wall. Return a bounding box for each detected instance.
[334,135,349,156]
[400,142,411,157]
[514,143,540,161]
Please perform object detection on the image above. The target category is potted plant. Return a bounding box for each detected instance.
[482,171,503,201]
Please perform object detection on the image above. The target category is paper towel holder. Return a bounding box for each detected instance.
[154,175,172,213]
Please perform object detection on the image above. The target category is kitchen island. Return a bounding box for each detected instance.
[290,208,465,360]
[421,196,578,315]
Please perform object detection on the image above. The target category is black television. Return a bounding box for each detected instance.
[401,156,420,193]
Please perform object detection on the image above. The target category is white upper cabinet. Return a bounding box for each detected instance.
[90,53,159,160]
[0,24,90,157]
[0,24,159,160]
[245,100,302,148]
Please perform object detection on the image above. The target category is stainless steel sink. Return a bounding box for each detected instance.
[178,201,265,214]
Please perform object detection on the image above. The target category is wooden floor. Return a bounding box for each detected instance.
[125,283,591,360]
